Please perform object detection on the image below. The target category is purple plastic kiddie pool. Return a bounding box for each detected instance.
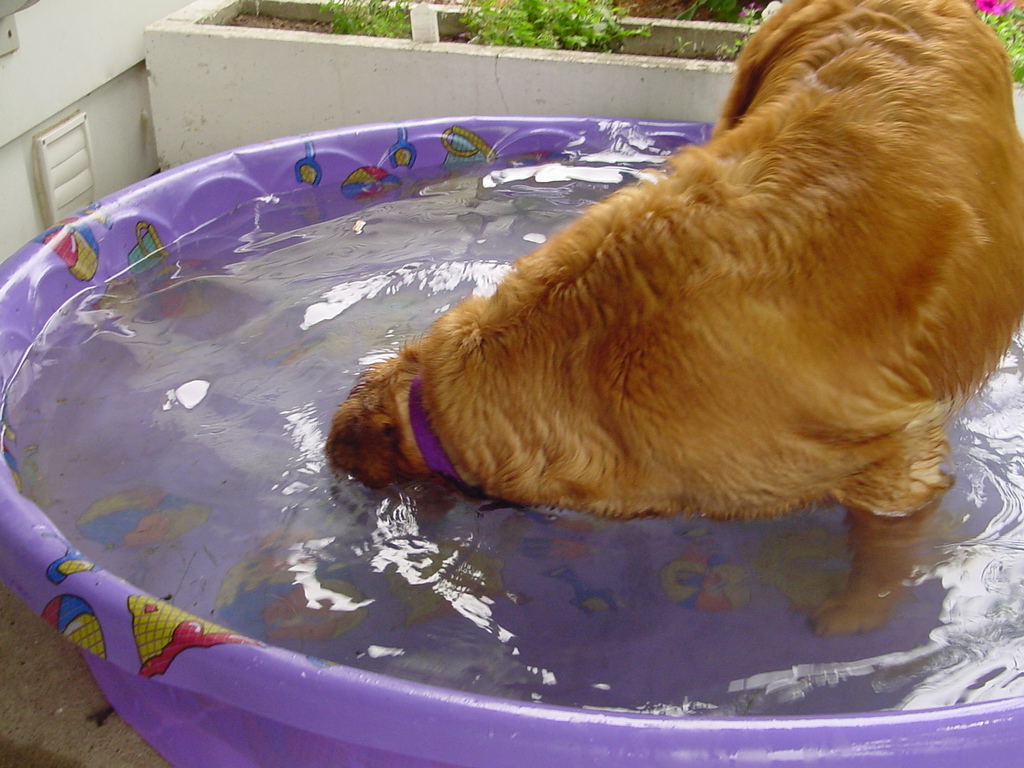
[4,116,1024,767]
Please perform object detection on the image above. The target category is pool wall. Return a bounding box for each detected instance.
[3,116,1024,767]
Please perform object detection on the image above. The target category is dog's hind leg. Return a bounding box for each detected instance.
[814,421,952,635]
[813,498,942,635]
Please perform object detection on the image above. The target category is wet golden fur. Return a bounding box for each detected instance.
[328,0,1024,632]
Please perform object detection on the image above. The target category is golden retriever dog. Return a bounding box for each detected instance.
[327,0,1024,634]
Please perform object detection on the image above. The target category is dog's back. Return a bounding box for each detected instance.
[413,0,1024,518]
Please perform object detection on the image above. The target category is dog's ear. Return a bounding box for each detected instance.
[326,399,404,488]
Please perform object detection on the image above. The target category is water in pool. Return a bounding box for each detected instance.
[6,146,1024,717]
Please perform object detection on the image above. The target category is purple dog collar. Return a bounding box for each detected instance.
[408,376,464,486]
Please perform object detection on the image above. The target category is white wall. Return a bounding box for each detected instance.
[0,0,187,261]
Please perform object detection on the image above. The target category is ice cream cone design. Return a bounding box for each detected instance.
[40,223,99,280]
[42,595,106,658]
[341,166,401,200]
[128,595,259,677]
[46,547,99,584]
[36,208,109,280]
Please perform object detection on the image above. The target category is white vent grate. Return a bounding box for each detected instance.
[33,111,95,226]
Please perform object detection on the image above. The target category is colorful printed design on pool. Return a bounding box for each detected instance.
[387,548,507,627]
[128,595,260,677]
[750,525,849,612]
[1,421,20,491]
[127,221,168,274]
[216,531,373,644]
[655,528,753,614]
[77,486,210,547]
[341,166,402,200]
[660,548,750,612]
[42,594,106,658]
[46,546,99,584]
[261,581,370,643]
[511,508,595,561]
[388,127,417,168]
[295,141,323,186]
[441,125,495,168]
[322,125,490,200]
[546,565,617,613]
[36,208,109,281]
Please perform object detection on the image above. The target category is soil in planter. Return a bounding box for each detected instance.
[229,14,333,33]
[228,1,768,33]
[620,0,765,21]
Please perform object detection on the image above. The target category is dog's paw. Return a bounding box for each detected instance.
[812,592,894,636]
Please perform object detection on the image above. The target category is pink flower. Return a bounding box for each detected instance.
[976,0,1014,15]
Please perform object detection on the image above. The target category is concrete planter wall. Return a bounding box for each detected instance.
[144,0,740,168]
[145,0,1024,169]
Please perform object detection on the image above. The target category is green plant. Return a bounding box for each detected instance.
[321,0,410,38]
[676,0,760,23]
[461,0,648,54]
[976,1,1024,85]
[673,37,695,57]
[714,3,762,59]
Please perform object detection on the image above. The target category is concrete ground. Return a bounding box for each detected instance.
[0,581,171,768]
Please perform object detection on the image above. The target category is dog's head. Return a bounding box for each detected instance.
[326,356,428,488]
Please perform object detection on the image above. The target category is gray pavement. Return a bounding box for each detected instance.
[0,581,171,768]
